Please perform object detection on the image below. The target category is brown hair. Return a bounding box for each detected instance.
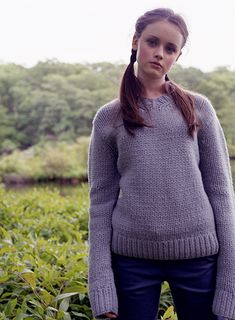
[119,8,200,138]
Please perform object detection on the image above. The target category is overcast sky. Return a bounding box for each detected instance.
[0,0,235,72]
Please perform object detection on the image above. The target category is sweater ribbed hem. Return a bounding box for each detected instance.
[89,285,118,320]
[213,289,235,319]
[111,230,219,260]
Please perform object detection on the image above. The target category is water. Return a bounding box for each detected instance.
[3,181,81,197]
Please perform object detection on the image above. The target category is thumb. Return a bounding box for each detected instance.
[104,312,118,318]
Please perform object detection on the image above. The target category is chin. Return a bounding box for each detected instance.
[148,71,164,79]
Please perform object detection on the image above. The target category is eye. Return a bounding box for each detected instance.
[165,45,176,54]
[147,38,158,47]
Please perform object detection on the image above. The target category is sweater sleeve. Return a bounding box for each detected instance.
[198,99,235,319]
[87,118,120,319]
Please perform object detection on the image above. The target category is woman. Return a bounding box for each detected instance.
[87,7,235,320]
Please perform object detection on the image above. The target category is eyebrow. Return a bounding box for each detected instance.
[147,35,178,48]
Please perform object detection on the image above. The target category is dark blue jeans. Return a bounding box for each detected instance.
[111,251,224,320]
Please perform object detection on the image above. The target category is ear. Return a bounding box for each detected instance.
[176,51,182,62]
[132,34,139,50]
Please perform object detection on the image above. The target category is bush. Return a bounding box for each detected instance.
[0,184,177,319]
[0,184,91,319]
[0,138,90,183]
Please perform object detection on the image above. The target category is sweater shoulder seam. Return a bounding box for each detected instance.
[193,93,217,129]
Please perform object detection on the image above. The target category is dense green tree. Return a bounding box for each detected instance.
[0,60,234,154]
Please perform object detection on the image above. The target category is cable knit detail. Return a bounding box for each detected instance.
[87,93,235,319]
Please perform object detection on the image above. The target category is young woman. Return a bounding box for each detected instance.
[87,8,235,320]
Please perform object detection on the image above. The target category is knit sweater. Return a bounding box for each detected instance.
[87,93,235,320]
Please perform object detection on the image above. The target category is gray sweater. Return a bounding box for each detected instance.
[87,93,235,319]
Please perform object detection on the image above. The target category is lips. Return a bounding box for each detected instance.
[149,61,163,68]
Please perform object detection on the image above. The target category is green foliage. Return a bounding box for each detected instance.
[0,61,234,154]
[0,61,124,152]
[0,139,90,183]
[159,282,174,313]
[161,305,178,320]
[0,184,91,319]
[0,184,177,319]
[170,65,235,145]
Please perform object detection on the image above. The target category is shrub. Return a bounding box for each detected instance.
[0,184,91,319]
[0,138,90,183]
[0,184,177,319]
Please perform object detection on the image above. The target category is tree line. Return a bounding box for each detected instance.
[0,60,234,155]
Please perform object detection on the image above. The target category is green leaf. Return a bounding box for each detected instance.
[39,289,54,305]
[0,275,9,283]
[163,305,175,319]
[71,312,90,319]
[62,312,71,320]
[59,298,70,312]
[28,300,44,315]
[20,270,36,289]
[62,285,87,294]
[15,313,34,320]
[4,298,17,315]
[45,307,58,312]
[52,292,78,302]
[45,306,58,318]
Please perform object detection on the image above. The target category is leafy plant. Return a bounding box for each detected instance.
[0,184,91,319]
[0,184,178,319]
[0,139,90,183]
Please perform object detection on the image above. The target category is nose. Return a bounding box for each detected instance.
[154,45,164,60]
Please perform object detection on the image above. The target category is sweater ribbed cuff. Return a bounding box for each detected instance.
[89,285,118,320]
[213,288,235,319]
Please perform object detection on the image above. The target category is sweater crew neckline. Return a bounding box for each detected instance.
[138,93,173,110]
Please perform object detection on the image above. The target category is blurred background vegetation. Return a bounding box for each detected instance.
[0,60,234,184]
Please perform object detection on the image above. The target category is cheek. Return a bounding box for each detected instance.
[165,55,177,67]
[137,44,150,62]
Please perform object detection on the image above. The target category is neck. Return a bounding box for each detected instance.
[143,85,167,99]
[137,74,167,99]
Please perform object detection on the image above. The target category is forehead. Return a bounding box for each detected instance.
[142,20,184,48]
